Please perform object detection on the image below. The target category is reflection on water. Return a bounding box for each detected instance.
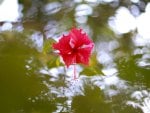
[0,0,150,113]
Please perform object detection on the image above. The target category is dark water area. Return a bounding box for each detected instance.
[0,0,150,113]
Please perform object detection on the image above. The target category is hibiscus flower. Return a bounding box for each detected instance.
[53,28,94,79]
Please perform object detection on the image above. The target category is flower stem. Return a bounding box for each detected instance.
[74,64,76,80]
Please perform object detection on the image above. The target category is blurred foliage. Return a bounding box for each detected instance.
[80,53,104,76]
[0,31,71,113]
[42,38,63,68]
[0,32,56,113]
[116,54,150,88]
[109,92,143,113]
[72,81,111,113]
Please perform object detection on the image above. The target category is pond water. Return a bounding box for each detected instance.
[0,0,150,113]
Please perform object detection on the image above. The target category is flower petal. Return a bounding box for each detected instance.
[60,53,76,67]
[52,28,94,67]
[69,28,92,48]
[76,43,94,65]
[53,35,72,54]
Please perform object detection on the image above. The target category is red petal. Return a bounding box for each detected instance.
[53,28,94,67]
[69,28,92,48]
[53,35,72,54]
[60,53,76,67]
[76,43,94,65]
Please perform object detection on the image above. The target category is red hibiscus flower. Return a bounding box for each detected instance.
[53,28,94,68]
